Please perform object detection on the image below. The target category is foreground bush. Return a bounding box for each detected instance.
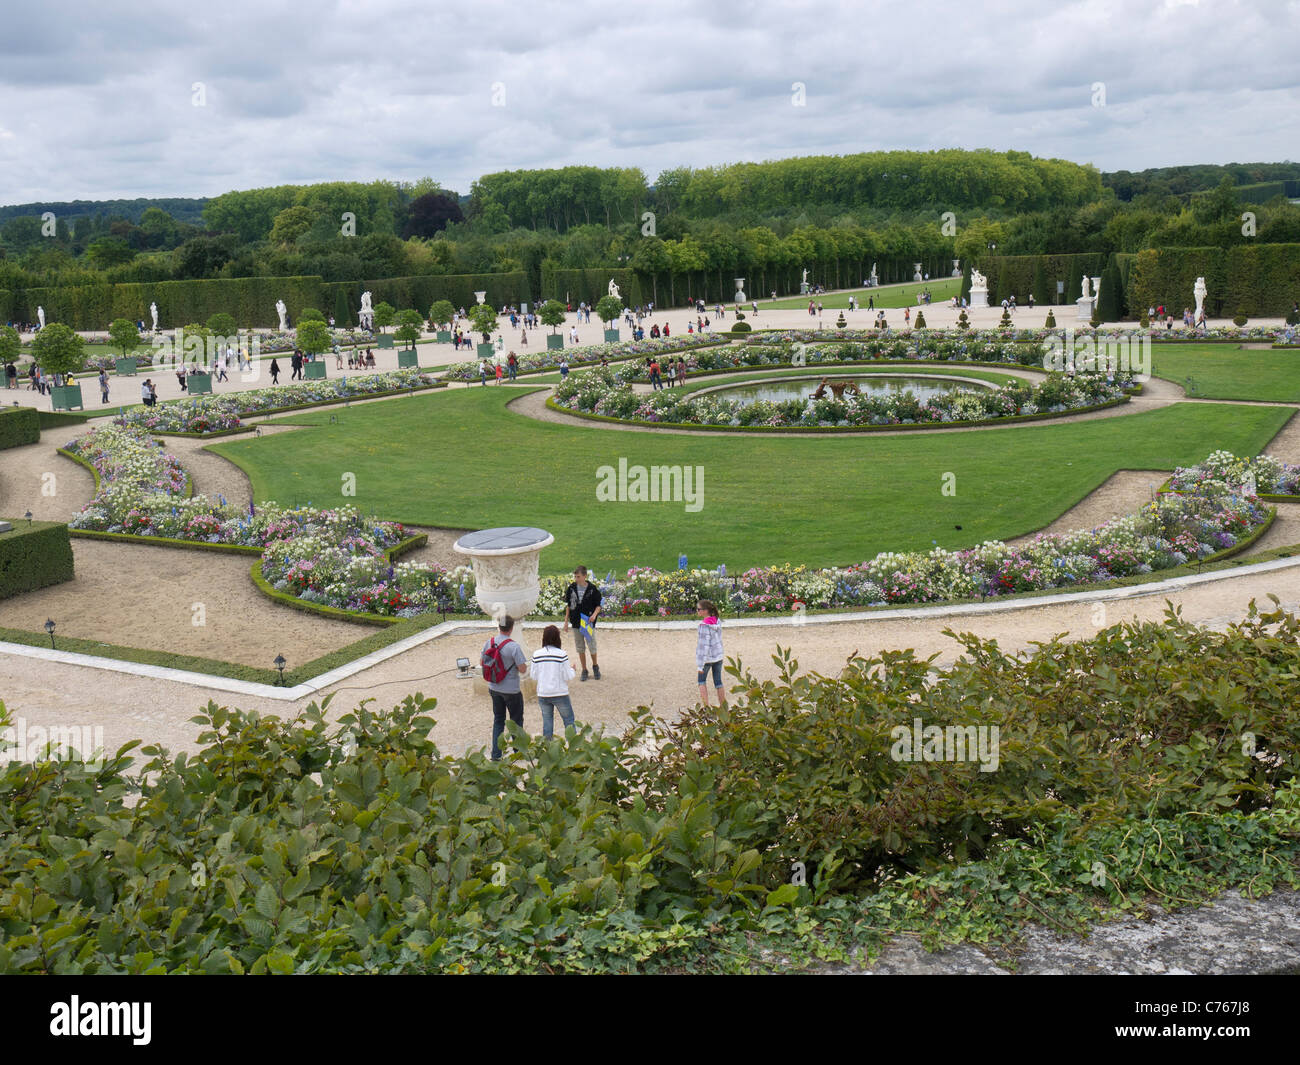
[2,604,1298,973]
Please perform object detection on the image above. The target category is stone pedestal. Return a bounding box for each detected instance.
[1076,297,1096,321]
[799,282,810,295]
[455,526,554,678]
[969,285,990,309]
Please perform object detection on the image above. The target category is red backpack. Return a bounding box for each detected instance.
[481,636,516,684]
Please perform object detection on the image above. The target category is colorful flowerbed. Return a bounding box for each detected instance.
[552,365,1130,428]
[60,425,1272,622]
[439,335,725,381]
[1168,450,1300,498]
[113,369,434,434]
[752,324,1294,343]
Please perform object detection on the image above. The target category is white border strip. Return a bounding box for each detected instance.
[3,552,1298,700]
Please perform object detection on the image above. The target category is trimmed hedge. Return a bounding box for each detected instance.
[320,273,529,316]
[983,253,1108,307]
[37,410,90,430]
[0,520,75,599]
[1129,244,1300,318]
[538,265,646,309]
[0,407,40,450]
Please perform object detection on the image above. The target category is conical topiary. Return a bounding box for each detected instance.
[914,310,927,329]
[957,309,970,330]
[1044,310,1057,329]
[836,311,847,329]
[999,308,1013,328]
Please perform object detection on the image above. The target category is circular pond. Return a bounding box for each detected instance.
[703,374,994,406]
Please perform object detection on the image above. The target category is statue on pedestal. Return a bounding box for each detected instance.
[607,279,620,300]
[1080,275,1092,300]
[276,299,288,332]
[1194,277,1207,320]
[970,268,986,289]
[359,291,374,330]
[150,301,158,331]
[37,306,45,329]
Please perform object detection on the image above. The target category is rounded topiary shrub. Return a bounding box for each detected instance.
[1044,310,1057,329]
[1233,311,1248,327]
[1140,317,1150,329]
[731,321,752,333]
[956,310,970,330]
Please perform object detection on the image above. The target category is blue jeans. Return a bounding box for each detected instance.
[537,694,575,738]
[490,690,525,760]
[697,660,723,687]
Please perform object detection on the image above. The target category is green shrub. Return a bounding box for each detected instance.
[0,521,75,598]
[1233,310,1248,327]
[731,321,752,333]
[914,311,927,328]
[0,407,40,450]
[2,605,1300,972]
[1044,310,1057,328]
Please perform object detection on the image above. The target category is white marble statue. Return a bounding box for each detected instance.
[359,291,374,330]
[801,268,808,285]
[37,306,45,329]
[970,268,986,289]
[276,298,288,332]
[1194,276,1207,319]
[1080,276,1092,300]
[607,279,620,300]
[150,301,158,330]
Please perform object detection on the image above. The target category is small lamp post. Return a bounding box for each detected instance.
[44,618,56,648]
[274,653,287,685]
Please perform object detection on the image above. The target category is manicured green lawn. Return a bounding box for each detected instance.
[765,277,961,311]
[211,388,1292,574]
[1151,344,1300,401]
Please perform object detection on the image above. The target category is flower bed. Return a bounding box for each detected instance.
[438,335,726,381]
[552,364,1130,428]
[112,370,434,434]
[1168,449,1300,500]
[751,324,1295,344]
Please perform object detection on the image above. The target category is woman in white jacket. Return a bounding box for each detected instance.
[531,624,577,738]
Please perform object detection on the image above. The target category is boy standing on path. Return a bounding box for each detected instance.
[482,614,528,761]
[563,566,602,681]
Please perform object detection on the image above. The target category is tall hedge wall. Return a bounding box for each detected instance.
[0,288,13,324]
[321,272,529,316]
[1128,244,1300,317]
[0,520,75,600]
[539,266,648,308]
[18,277,323,331]
[0,407,40,450]
[16,272,532,329]
[982,253,1108,307]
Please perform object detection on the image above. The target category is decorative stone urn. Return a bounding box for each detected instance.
[734,277,746,303]
[474,290,487,305]
[455,527,554,694]
[951,259,962,277]
[454,526,554,624]
[913,263,923,282]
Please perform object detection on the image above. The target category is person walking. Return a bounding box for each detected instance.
[270,357,281,384]
[478,359,488,386]
[559,356,569,381]
[494,360,504,385]
[563,565,602,681]
[148,378,159,406]
[695,598,727,708]
[481,614,528,761]
[140,379,152,407]
[531,624,576,738]
[290,349,303,381]
[99,369,110,404]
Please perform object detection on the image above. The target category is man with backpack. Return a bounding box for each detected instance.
[481,614,528,761]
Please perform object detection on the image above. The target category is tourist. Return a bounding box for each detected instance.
[676,357,686,387]
[478,359,488,386]
[904,307,911,326]
[520,329,527,347]
[140,379,153,407]
[335,346,344,370]
[563,566,602,681]
[99,370,109,404]
[366,349,375,368]
[149,379,158,406]
[4,361,15,388]
[481,614,528,762]
[290,350,302,381]
[531,624,577,739]
[569,325,579,345]
[649,357,662,390]
[176,366,187,392]
[507,351,518,381]
[494,361,504,385]
[559,357,570,380]
[695,599,726,708]
[270,357,281,384]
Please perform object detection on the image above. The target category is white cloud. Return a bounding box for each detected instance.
[0,0,1296,205]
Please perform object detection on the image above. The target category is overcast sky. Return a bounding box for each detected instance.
[1,0,1297,206]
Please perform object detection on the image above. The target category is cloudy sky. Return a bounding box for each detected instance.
[1,0,1297,205]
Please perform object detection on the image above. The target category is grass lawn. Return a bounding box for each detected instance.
[1151,344,1300,401]
[211,387,1292,574]
[765,277,961,311]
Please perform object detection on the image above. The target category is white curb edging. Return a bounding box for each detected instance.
[2,552,1298,700]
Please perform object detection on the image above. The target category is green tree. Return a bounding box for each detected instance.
[206,312,238,341]
[0,324,21,365]
[595,294,623,328]
[180,323,211,364]
[468,304,498,341]
[333,287,351,327]
[540,299,567,334]
[108,318,140,357]
[269,205,317,246]
[31,323,86,376]
[373,302,396,332]
[394,308,423,349]
[1095,257,1124,323]
[298,307,326,324]
[428,300,456,328]
[296,319,331,355]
